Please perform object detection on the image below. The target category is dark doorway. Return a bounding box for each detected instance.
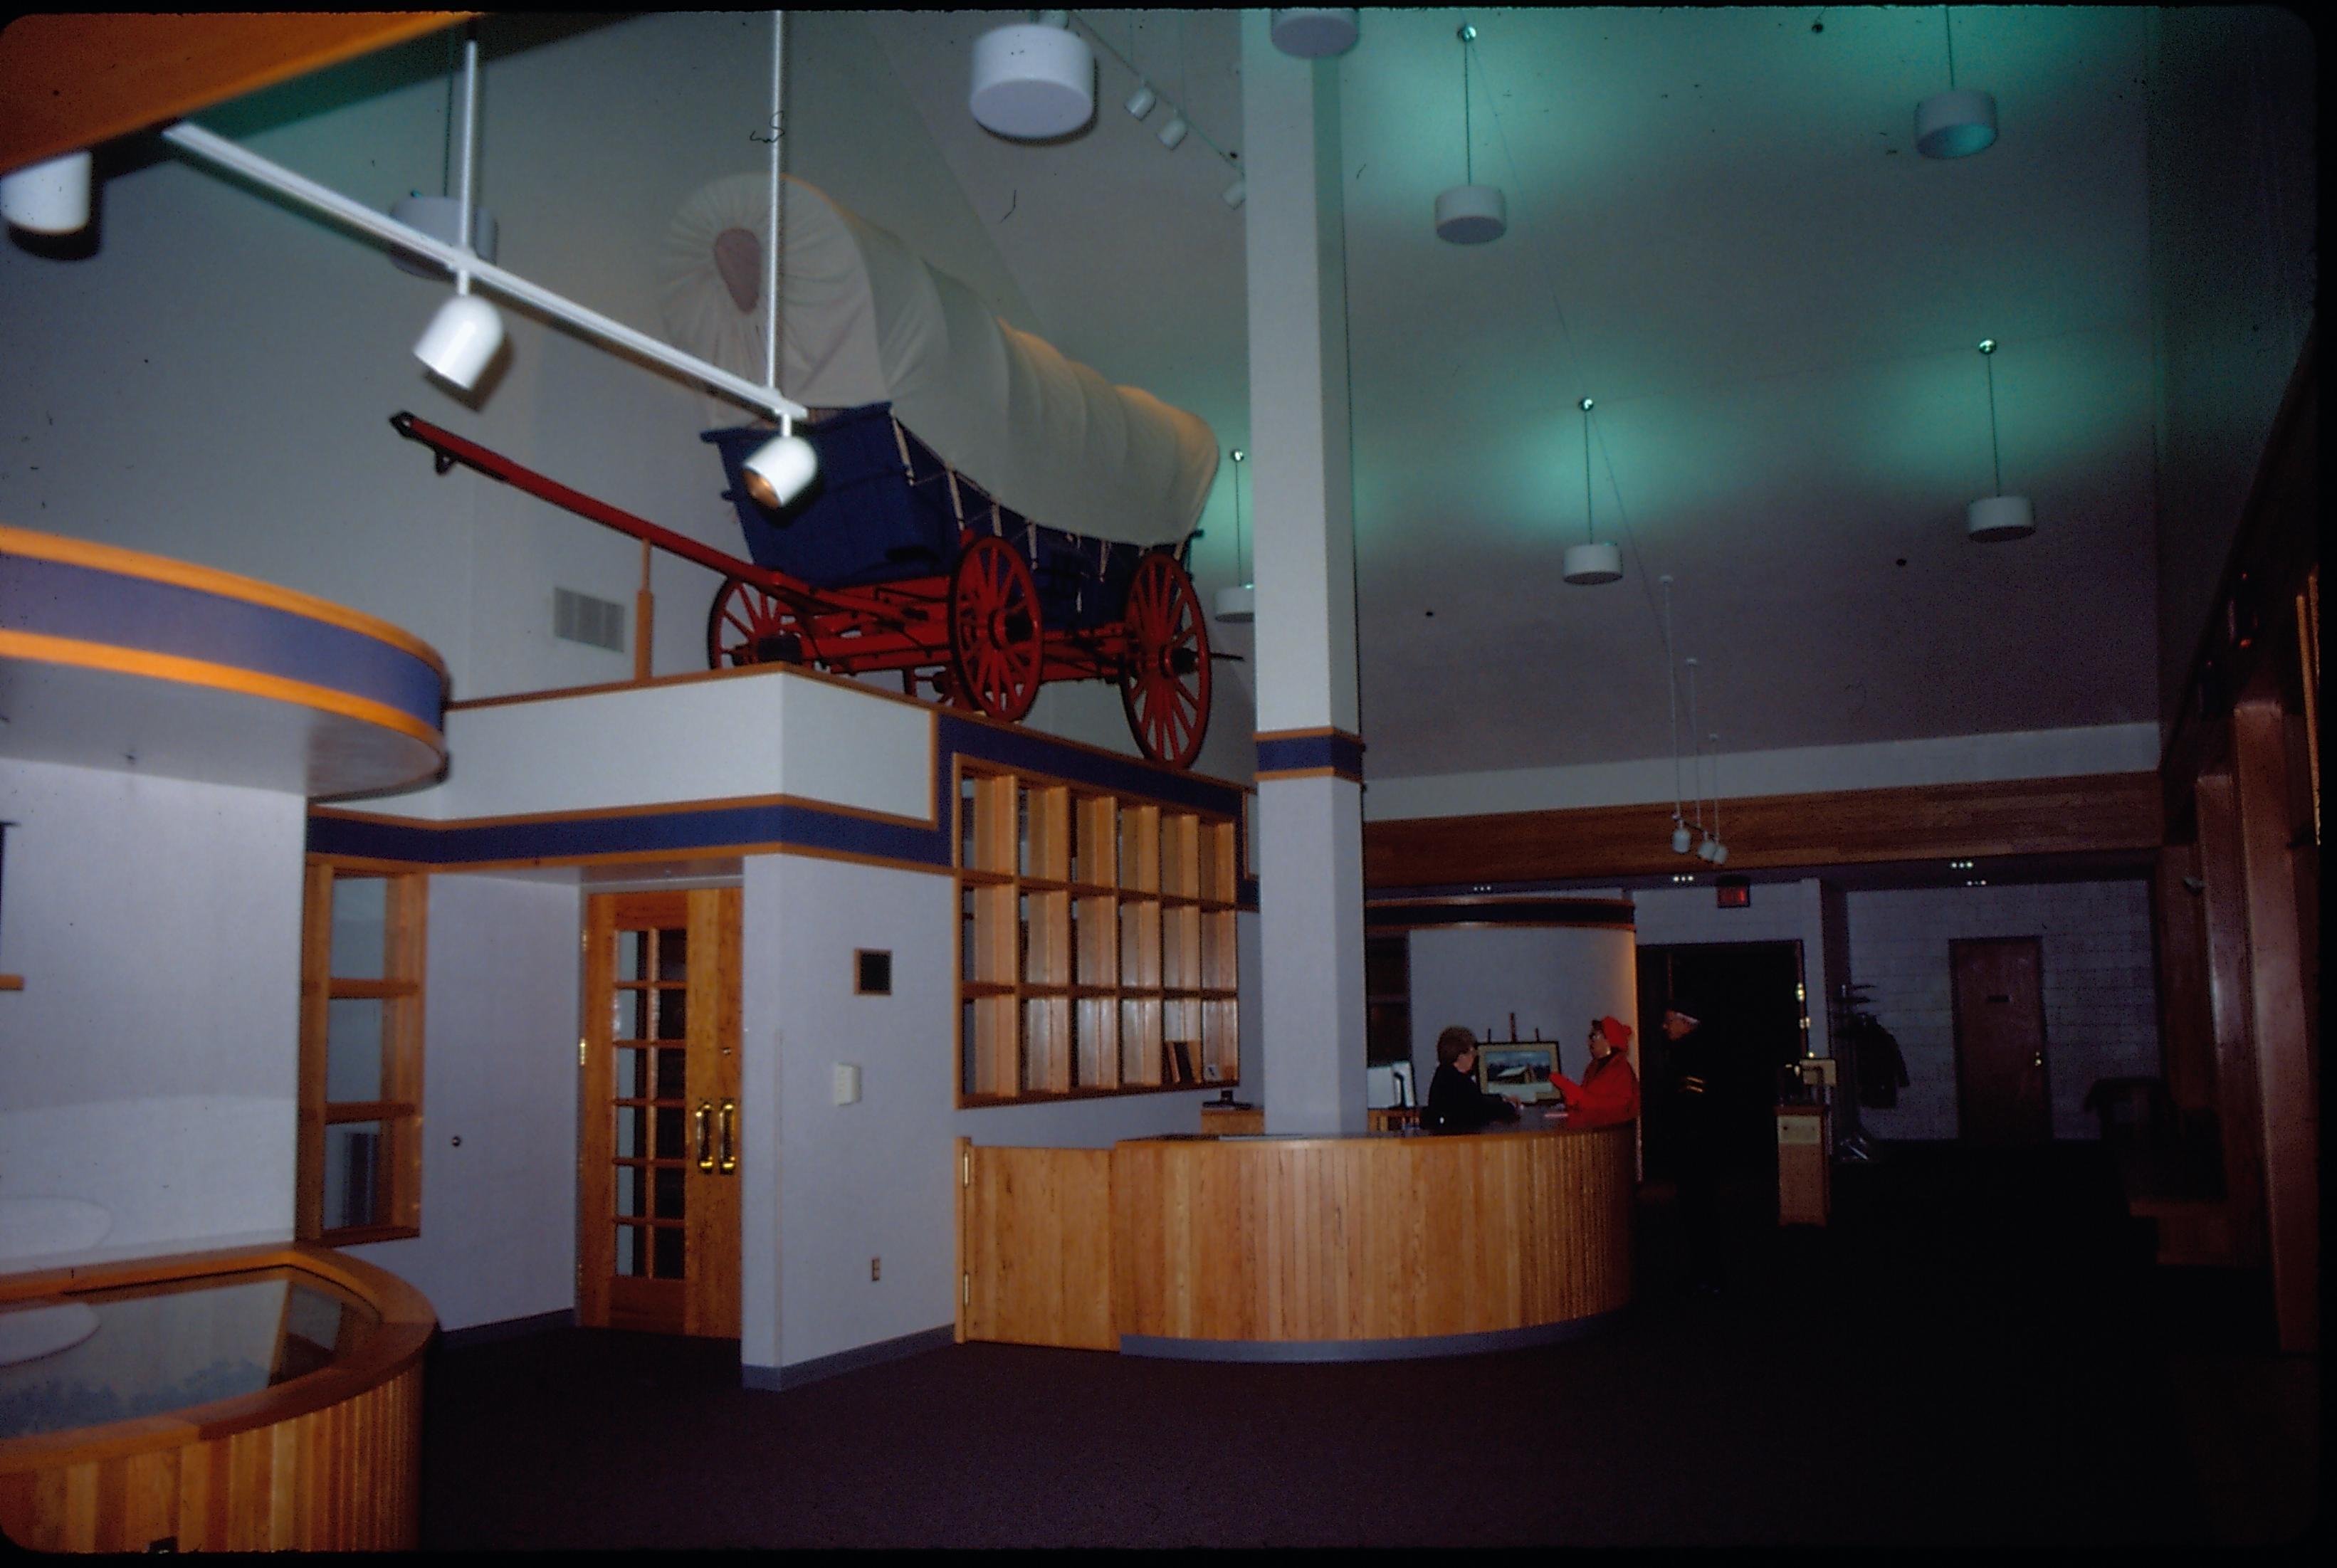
[1950,937,2052,1143]
[1635,941,1808,1184]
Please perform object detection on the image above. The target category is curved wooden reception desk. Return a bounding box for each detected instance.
[1111,1117,1634,1360]
[0,1243,435,1553]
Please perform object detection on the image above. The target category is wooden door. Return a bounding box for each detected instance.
[579,888,742,1337]
[1951,937,2052,1144]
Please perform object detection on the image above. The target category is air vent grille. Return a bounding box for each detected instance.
[554,587,626,652]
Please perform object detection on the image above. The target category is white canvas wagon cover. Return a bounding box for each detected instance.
[662,174,1217,547]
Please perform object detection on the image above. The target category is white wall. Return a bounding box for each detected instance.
[1364,722,2160,821]
[0,759,304,1269]
[738,851,1240,1374]
[345,873,579,1332]
[1844,880,2159,1141]
[1407,923,1639,1091]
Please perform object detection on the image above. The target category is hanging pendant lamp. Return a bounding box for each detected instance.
[1563,398,1623,584]
[1,150,94,234]
[970,14,1096,140]
[740,13,817,510]
[1435,24,1506,243]
[1663,575,1693,853]
[412,29,504,393]
[1916,7,1997,158]
[1214,448,1255,623]
[391,35,498,279]
[1965,338,2034,542]
[1271,9,1360,58]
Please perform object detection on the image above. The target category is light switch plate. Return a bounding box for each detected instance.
[834,1063,861,1105]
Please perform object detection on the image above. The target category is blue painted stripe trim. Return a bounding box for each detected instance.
[941,713,1246,818]
[312,798,950,868]
[0,553,444,729]
[1119,1307,1626,1363]
[1255,732,1365,779]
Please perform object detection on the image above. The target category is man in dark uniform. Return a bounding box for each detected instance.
[1665,1000,1724,1294]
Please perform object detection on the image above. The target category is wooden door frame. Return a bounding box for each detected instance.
[575,884,744,1337]
[1948,935,2052,1143]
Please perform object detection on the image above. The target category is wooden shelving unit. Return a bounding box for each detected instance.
[958,762,1238,1105]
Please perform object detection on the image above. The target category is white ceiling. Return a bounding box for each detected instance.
[863,8,2163,782]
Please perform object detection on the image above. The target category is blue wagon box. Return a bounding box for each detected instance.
[703,403,1145,630]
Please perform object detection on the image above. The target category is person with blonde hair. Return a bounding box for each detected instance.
[1422,1026,1520,1132]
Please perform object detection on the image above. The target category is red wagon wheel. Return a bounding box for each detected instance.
[949,535,1044,722]
[706,577,812,669]
[1119,551,1212,769]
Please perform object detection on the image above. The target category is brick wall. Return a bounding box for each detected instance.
[1844,881,2160,1140]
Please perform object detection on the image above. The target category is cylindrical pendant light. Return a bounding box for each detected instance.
[1436,25,1506,243]
[1214,448,1255,623]
[414,30,504,392]
[1916,9,1997,159]
[970,19,1095,140]
[1663,576,1693,853]
[1,150,93,234]
[1965,338,2034,542]
[1563,398,1624,585]
[742,11,817,510]
[1270,9,1360,58]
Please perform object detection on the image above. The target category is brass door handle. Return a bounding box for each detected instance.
[2032,1053,2044,1069]
[695,1101,715,1172]
[719,1098,737,1175]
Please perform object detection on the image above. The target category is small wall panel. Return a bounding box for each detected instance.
[960,1144,1114,1352]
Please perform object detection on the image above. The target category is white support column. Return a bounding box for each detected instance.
[1241,10,1365,1136]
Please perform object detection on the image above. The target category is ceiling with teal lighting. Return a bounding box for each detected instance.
[868,6,2171,778]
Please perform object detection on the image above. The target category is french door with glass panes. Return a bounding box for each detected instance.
[578,888,741,1337]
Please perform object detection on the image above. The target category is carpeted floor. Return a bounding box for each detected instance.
[418,1141,2318,1549]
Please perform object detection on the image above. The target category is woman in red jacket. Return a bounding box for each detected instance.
[1551,1015,1641,1127]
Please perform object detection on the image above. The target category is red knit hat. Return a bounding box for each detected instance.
[1597,1015,1634,1048]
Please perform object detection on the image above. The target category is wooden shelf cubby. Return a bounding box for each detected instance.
[957,761,1239,1106]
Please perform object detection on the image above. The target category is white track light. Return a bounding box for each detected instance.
[413,293,503,390]
[743,430,819,510]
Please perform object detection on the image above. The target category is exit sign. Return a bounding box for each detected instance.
[1716,876,1750,908]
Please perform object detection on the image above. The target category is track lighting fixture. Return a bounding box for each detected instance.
[1125,82,1157,119]
[411,30,503,393]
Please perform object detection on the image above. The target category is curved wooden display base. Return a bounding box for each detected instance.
[1110,1120,1634,1357]
[0,1243,436,1553]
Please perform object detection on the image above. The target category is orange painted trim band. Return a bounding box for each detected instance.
[1255,767,1363,784]
[1252,726,1365,747]
[0,628,446,758]
[0,524,448,678]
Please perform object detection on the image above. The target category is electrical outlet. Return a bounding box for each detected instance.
[870,1256,881,1281]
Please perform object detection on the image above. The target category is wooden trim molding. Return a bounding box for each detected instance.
[1365,772,2164,890]
[0,13,471,175]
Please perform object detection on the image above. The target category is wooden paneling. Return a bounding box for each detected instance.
[2195,772,2269,1268]
[1199,1106,1265,1135]
[0,14,471,175]
[1365,773,2163,889]
[1110,1124,1633,1343]
[0,1245,431,1552]
[960,1143,1115,1352]
[2232,699,2318,1354]
[2151,845,2217,1113]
